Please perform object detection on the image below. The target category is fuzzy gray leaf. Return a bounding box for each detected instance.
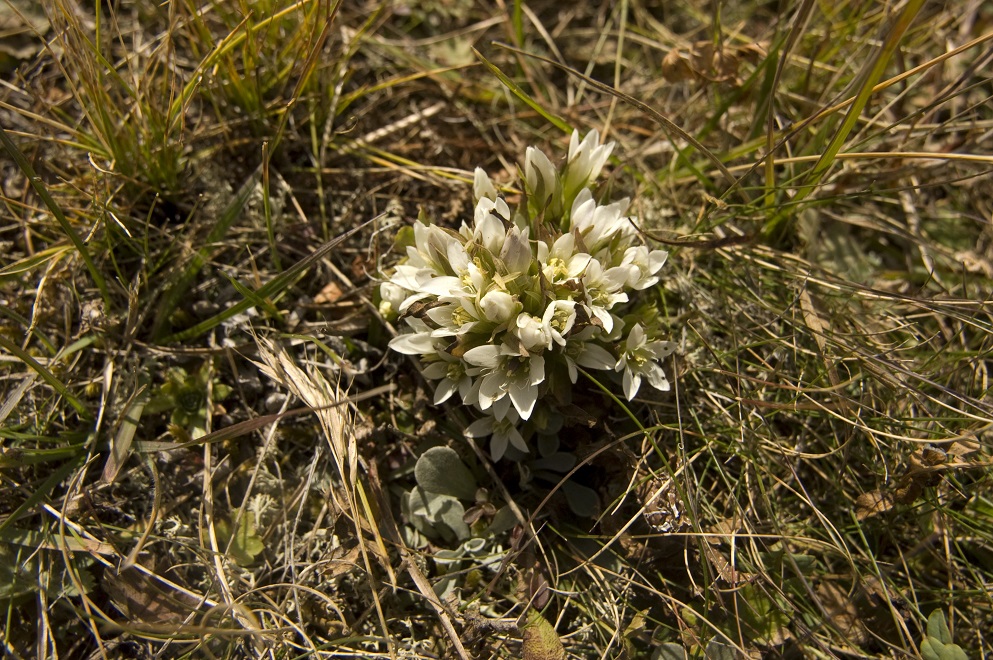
[415,446,478,501]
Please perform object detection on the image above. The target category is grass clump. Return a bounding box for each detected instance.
[1,0,991,658]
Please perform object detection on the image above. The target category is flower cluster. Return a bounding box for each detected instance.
[380,131,675,460]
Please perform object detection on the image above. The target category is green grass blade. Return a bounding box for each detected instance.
[0,125,111,308]
[0,455,84,535]
[150,167,261,340]
[763,0,927,240]
[0,336,92,420]
[160,216,379,343]
[473,48,572,133]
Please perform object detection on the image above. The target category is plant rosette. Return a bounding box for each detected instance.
[380,130,675,460]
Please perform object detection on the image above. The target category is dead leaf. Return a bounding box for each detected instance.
[661,49,696,82]
[641,477,688,533]
[104,567,205,624]
[662,41,752,85]
[817,581,866,645]
[855,490,894,521]
[856,446,950,520]
[314,281,345,304]
[702,520,754,584]
[321,542,363,580]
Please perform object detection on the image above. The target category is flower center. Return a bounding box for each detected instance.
[545,257,568,280]
[446,362,466,381]
[504,355,528,378]
[451,307,473,327]
[550,308,571,332]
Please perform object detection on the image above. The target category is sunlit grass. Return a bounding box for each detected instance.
[1,0,991,657]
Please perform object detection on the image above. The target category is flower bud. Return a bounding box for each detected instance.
[479,290,518,323]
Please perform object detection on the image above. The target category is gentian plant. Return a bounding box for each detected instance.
[380,131,675,460]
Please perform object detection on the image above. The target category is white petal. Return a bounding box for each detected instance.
[508,381,538,420]
[499,227,532,275]
[479,290,517,323]
[420,275,462,297]
[626,323,646,349]
[644,363,671,392]
[490,433,509,461]
[466,417,495,438]
[422,362,448,379]
[648,340,677,359]
[434,379,458,404]
[473,167,498,202]
[389,333,436,355]
[528,354,546,385]
[569,190,596,230]
[576,343,615,370]
[565,357,578,383]
[591,306,614,333]
[565,253,592,278]
[491,396,513,421]
[551,232,575,259]
[623,368,641,400]
[463,344,502,368]
[474,210,506,254]
[477,373,506,407]
[506,426,529,453]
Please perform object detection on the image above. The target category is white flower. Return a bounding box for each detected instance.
[424,297,482,336]
[479,290,519,324]
[524,145,560,214]
[614,323,676,400]
[469,197,511,254]
[513,313,551,351]
[389,317,443,355]
[541,300,576,347]
[473,167,498,202]
[382,129,675,460]
[498,225,532,277]
[581,258,629,333]
[466,409,527,461]
[619,245,668,290]
[464,341,545,420]
[562,130,614,204]
[563,338,616,383]
[537,233,590,284]
[422,353,473,405]
[570,189,634,253]
[408,222,462,274]
[378,281,408,319]
[390,260,463,298]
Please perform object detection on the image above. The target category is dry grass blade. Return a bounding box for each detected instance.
[491,41,741,194]
[251,337,400,654]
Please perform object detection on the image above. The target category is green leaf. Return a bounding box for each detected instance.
[561,480,598,517]
[927,609,952,643]
[921,610,969,660]
[705,639,740,660]
[521,609,566,660]
[652,643,688,660]
[405,487,471,543]
[485,505,518,537]
[414,446,478,501]
[217,513,265,566]
[737,582,792,646]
